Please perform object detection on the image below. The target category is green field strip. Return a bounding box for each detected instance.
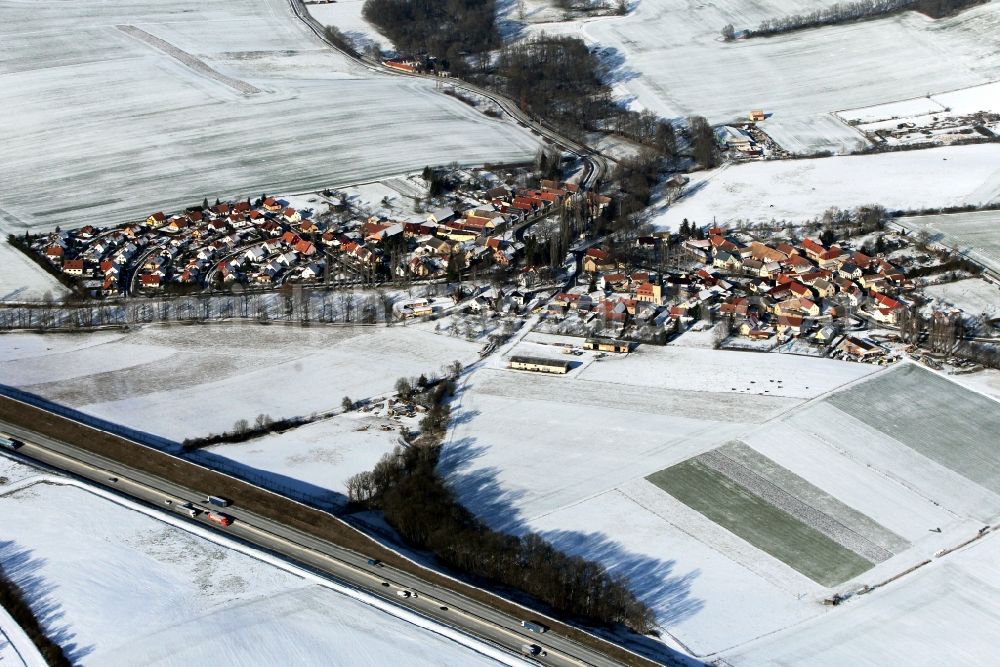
[647,460,874,587]
[827,364,1000,494]
[717,441,910,555]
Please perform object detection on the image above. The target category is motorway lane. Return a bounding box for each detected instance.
[0,421,631,667]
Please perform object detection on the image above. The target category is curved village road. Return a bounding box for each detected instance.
[0,412,673,667]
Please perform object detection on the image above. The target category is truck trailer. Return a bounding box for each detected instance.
[521,620,548,634]
[206,495,231,507]
[0,433,22,450]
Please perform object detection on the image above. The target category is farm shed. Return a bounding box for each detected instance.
[508,356,571,374]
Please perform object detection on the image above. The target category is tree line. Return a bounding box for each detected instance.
[732,0,985,39]
[362,0,499,69]
[346,375,656,633]
[0,566,71,666]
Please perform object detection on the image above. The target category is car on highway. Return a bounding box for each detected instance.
[366,558,383,567]
[0,433,23,450]
[521,644,542,656]
[396,590,412,598]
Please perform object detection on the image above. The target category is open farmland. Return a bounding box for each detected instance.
[564,0,1000,152]
[443,352,1000,658]
[646,444,900,587]
[2,324,478,441]
[0,473,513,666]
[897,209,1000,275]
[724,528,1000,666]
[827,363,1000,494]
[0,0,538,234]
[647,144,1000,230]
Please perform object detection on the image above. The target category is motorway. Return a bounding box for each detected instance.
[0,417,658,667]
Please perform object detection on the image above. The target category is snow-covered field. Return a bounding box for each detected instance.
[0,242,69,303]
[201,407,412,505]
[648,144,1000,230]
[540,0,1000,152]
[725,528,1000,666]
[839,80,1000,124]
[897,209,1000,275]
[307,0,384,51]
[0,0,538,234]
[443,352,1000,659]
[0,467,513,666]
[923,278,1000,317]
[2,324,479,441]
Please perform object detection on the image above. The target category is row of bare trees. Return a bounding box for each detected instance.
[736,0,982,38]
[0,287,417,331]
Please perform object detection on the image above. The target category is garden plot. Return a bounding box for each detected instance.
[0,480,510,666]
[923,278,1000,317]
[0,0,538,234]
[574,0,1000,153]
[827,363,1000,495]
[897,209,1000,275]
[724,529,1000,667]
[648,144,1000,230]
[4,324,478,441]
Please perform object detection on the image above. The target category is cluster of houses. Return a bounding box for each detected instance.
[535,230,911,358]
[29,177,593,297]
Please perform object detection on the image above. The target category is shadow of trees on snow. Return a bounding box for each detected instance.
[438,424,705,665]
[0,540,94,664]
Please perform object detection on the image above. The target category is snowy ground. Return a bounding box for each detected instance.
[307,0,384,52]
[529,0,1000,152]
[200,406,414,505]
[0,242,69,304]
[443,350,1000,659]
[923,278,1000,317]
[839,80,1000,124]
[896,209,1000,275]
[724,528,1000,667]
[0,464,515,666]
[0,0,539,234]
[1,323,479,441]
[647,144,1000,230]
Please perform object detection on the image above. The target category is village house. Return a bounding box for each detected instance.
[583,248,615,273]
[62,258,85,276]
[634,282,664,306]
